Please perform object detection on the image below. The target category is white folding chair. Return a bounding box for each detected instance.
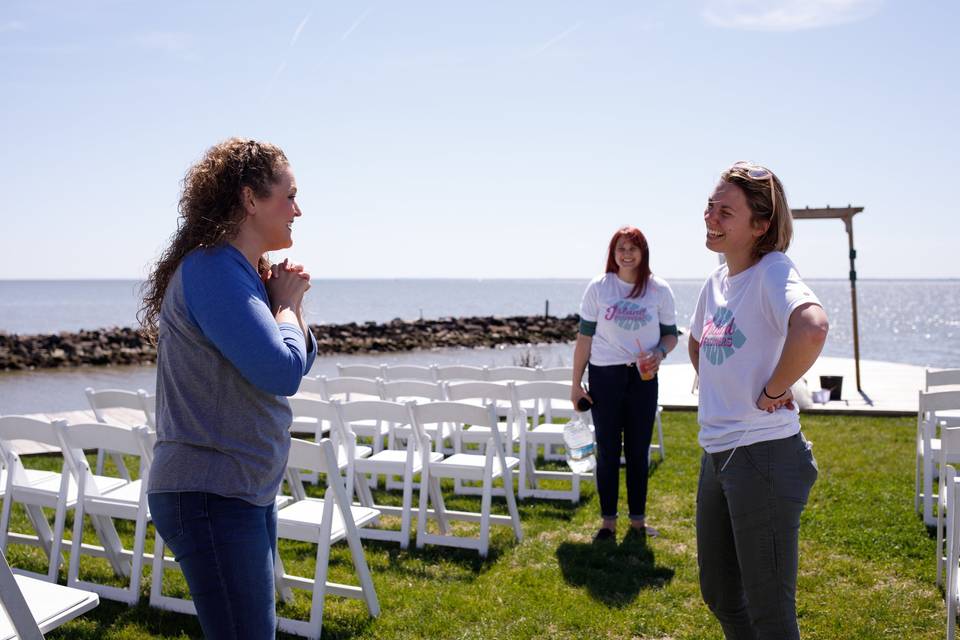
[275,437,380,639]
[916,390,960,526]
[84,387,153,480]
[412,402,522,557]
[287,397,369,499]
[937,427,960,586]
[379,380,450,452]
[336,363,382,379]
[317,377,388,455]
[947,464,960,640]
[336,401,444,548]
[55,421,152,604]
[0,416,126,582]
[444,381,521,460]
[433,365,488,382]
[512,381,592,503]
[0,548,99,640]
[380,364,438,382]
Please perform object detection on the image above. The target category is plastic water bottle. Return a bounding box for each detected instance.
[563,416,596,473]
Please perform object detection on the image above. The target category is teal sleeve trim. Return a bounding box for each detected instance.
[659,323,678,337]
[579,319,597,336]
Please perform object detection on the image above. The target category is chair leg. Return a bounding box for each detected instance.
[47,496,70,582]
[67,500,86,587]
[127,511,149,603]
[479,475,492,558]
[307,498,335,638]
[274,552,294,604]
[334,489,380,617]
[503,473,523,542]
[399,470,414,550]
[416,466,430,549]
[90,514,129,577]
[24,504,54,559]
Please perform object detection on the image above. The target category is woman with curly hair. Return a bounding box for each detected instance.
[140,138,315,638]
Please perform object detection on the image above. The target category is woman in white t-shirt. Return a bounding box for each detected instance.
[689,162,828,640]
[571,226,678,543]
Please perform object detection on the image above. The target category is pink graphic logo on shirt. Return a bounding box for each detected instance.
[700,307,747,365]
[604,300,652,330]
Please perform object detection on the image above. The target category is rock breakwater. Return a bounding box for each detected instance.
[0,315,580,371]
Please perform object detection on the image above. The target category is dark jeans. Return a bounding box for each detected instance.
[588,363,659,520]
[696,432,818,640]
[148,492,278,640]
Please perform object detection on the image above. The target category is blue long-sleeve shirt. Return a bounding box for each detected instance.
[147,244,316,506]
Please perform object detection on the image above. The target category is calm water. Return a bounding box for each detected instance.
[1,278,957,369]
[0,278,958,413]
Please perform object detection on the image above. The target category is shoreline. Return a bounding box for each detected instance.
[0,315,579,371]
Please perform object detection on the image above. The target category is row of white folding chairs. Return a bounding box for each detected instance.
[0,416,152,605]
[0,416,378,640]
[290,397,523,557]
[300,375,665,467]
[914,368,960,526]
[336,363,576,383]
[299,379,592,500]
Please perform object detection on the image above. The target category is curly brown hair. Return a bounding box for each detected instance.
[138,138,289,341]
[720,162,793,260]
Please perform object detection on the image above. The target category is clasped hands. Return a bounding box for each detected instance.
[263,258,311,314]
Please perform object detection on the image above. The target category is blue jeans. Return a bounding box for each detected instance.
[588,363,659,520]
[696,432,818,640]
[148,492,278,640]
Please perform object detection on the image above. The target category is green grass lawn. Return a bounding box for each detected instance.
[4,412,946,639]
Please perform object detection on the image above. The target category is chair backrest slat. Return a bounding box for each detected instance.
[380,380,446,402]
[434,365,488,382]
[927,368,960,390]
[320,376,382,400]
[381,365,437,382]
[336,363,382,380]
[445,381,513,402]
[919,389,960,413]
[486,366,539,382]
[512,381,572,402]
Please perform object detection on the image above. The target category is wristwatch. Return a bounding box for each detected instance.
[657,345,667,360]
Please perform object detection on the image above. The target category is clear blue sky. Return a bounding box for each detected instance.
[2,0,957,280]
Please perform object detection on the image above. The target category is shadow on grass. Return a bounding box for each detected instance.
[556,533,675,608]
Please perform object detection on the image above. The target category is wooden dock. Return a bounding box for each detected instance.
[659,356,928,416]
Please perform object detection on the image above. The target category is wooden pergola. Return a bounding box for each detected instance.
[792,206,864,392]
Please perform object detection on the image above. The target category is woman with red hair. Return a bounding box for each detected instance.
[571,226,678,542]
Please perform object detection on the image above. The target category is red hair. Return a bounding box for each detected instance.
[604,226,651,298]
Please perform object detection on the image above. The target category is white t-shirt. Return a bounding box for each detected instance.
[689,252,822,453]
[580,273,677,366]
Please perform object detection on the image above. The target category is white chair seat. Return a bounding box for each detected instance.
[0,573,99,637]
[434,453,519,477]
[460,422,514,444]
[83,480,145,516]
[277,498,380,544]
[349,420,390,438]
[355,450,444,474]
[12,474,127,508]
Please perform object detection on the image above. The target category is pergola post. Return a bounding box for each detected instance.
[793,206,864,393]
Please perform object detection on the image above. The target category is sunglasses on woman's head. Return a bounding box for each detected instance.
[730,161,776,218]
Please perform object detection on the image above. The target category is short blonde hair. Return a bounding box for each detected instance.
[721,162,793,259]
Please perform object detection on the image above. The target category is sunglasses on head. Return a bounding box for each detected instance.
[730,161,777,218]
